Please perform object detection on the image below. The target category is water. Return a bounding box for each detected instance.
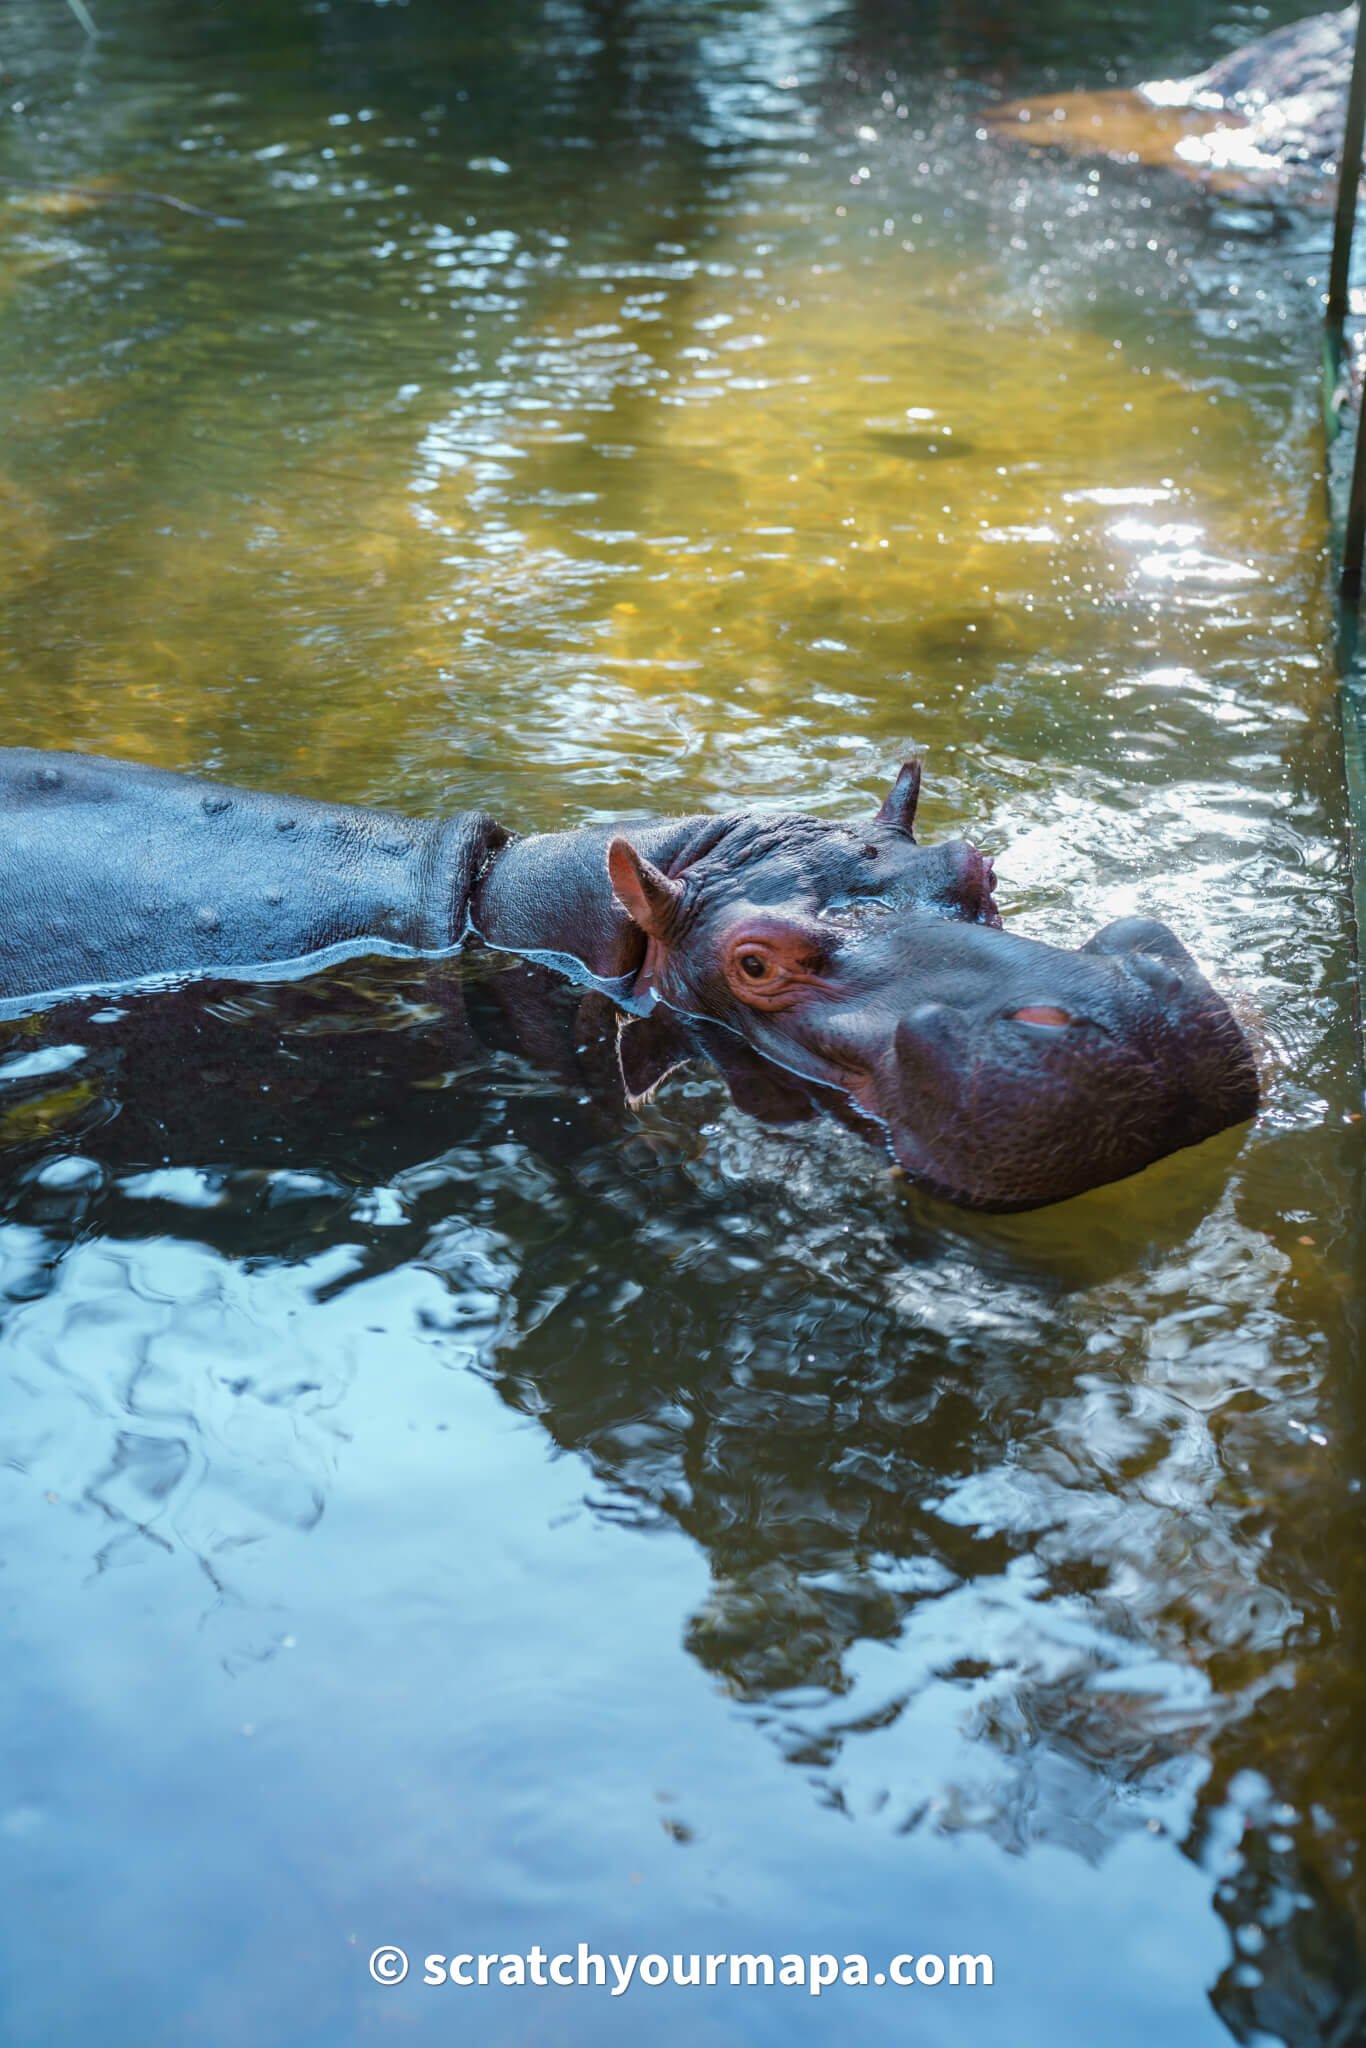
[1,2,1362,2043]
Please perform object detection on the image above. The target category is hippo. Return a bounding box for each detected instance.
[0,747,994,997]
[0,747,1258,1210]
[987,6,1357,192]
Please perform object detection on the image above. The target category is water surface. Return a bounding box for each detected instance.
[1,3,1362,2043]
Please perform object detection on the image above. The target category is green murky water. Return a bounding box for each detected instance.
[1,3,1362,2044]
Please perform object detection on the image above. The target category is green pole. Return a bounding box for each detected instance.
[1333,6,1366,600]
[1329,5,1366,329]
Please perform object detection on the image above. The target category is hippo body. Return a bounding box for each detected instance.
[0,746,1258,1210]
[0,749,506,1001]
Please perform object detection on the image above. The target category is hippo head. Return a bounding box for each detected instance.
[607,804,1259,1209]
[604,758,998,959]
[472,758,997,1002]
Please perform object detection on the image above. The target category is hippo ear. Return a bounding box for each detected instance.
[607,836,685,940]
[874,757,922,840]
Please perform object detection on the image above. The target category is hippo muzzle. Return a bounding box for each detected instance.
[864,916,1260,1209]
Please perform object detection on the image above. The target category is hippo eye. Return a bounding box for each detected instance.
[739,952,770,980]
[861,844,878,861]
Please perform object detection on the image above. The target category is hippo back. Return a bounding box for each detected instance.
[0,749,505,1006]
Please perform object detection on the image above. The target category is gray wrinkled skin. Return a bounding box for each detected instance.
[0,749,506,1000]
[619,870,1259,1209]
[875,918,1260,1209]
[0,749,992,1006]
[470,806,995,981]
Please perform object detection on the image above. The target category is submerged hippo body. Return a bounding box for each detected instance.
[0,747,1258,1211]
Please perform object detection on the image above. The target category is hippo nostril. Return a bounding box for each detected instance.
[1125,952,1185,1004]
[1008,1006,1076,1028]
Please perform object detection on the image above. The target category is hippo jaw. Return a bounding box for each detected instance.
[863,917,1260,1211]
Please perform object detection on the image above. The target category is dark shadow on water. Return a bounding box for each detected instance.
[0,950,1247,1294]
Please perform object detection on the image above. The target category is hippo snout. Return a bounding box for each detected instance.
[1119,951,1187,1006]
[1083,916,1219,1022]
[870,919,1259,1210]
[890,1004,958,1096]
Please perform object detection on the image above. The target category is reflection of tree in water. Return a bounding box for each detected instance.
[2,954,1360,2043]
[502,1089,1364,2044]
